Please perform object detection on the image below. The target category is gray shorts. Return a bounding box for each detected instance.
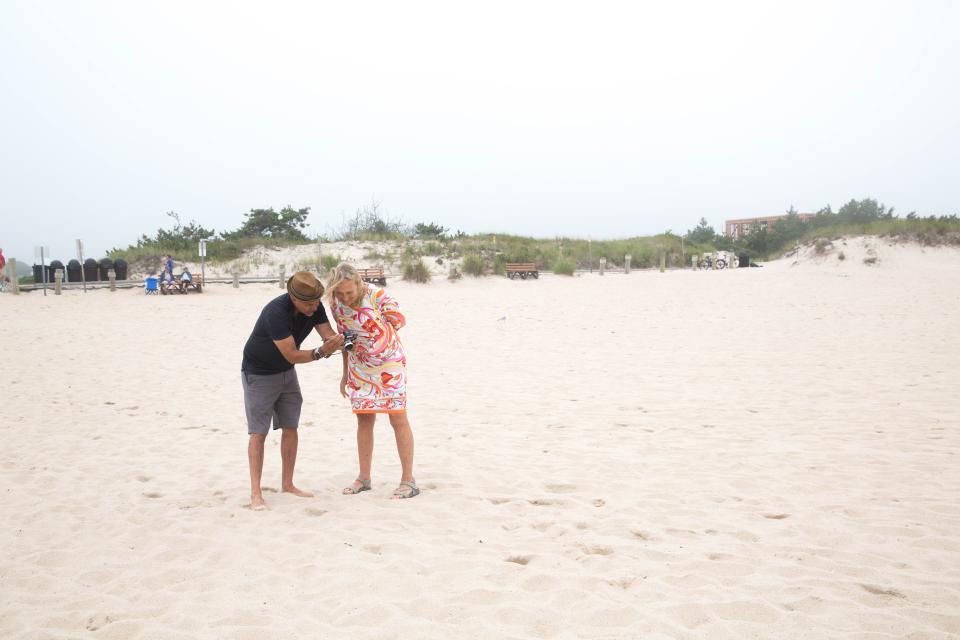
[242,369,303,435]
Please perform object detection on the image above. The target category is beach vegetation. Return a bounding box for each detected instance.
[461,254,488,276]
[334,200,408,241]
[106,197,959,277]
[552,257,576,275]
[223,206,311,242]
[413,222,448,238]
[683,198,960,260]
[401,258,432,283]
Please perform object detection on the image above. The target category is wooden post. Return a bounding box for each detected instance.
[599,258,606,276]
[279,265,285,288]
[691,254,697,270]
[8,258,19,294]
[659,253,665,273]
[233,272,239,288]
[108,269,116,291]
[54,269,63,295]
[624,254,631,274]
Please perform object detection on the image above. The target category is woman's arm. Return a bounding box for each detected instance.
[374,289,406,330]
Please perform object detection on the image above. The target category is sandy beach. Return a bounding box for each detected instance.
[2,239,959,639]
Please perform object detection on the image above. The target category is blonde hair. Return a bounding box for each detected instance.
[325,262,365,306]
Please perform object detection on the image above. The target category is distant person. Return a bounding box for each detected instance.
[179,268,192,293]
[163,254,174,277]
[242,271,345,510]
[159,270,177,293]
[0,247,7,283]
[326,263,419,499]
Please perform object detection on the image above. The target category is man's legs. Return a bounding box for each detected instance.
[280,427,313,497]
[248,433,267,510]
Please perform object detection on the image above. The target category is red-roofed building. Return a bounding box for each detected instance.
[725,213,815,238]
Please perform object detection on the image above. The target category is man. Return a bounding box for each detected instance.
[242,271,344,510]
[163,254,174,277]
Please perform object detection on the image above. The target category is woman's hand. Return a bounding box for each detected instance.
[339,375,348,398]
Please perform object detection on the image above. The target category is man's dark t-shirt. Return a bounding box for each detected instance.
[242,294,329,375]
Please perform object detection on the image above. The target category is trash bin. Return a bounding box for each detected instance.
[738,254,751,268]
[84,258,99,281]
[67,259,82,282]
[98,258,114,280]
[32,264,48,283]
[49,260,65,281]
[113,258,128,280]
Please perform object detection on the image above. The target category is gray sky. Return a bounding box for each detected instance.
[2,0,958,263]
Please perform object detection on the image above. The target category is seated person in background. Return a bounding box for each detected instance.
[179,268,193,292]
[160,270,178,293]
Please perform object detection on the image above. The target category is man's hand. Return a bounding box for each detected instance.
[317,333,344,357]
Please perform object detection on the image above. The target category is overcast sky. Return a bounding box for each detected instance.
[2,0,958,262]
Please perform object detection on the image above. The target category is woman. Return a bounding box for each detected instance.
[326,263,419,499]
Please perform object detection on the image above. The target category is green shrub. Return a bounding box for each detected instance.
[422,241,443,255]
[320,254,343,271]
[461,254,487,277]
[552,257,576,275]
[401,258,431,283]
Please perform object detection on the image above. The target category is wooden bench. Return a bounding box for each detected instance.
[357,267,387,286]
[506,263,539,280]
[185,273,203,293]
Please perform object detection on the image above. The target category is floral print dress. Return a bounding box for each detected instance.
[331,286,407,413]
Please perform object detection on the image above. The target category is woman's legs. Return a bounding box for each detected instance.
[388,411,415,485]
[344,413,376,493]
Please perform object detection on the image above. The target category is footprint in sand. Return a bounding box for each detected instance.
[763,513,790,520]
[262,487,278,493]
[86,615,113,631]
[142,492,162,499]
[136,475,151,483]
[860,584,906,599]
[544,483,577,494]
[505,555,531,565]
[631,530,653,541]
[579,544,614,556]
[488,498,510,505]
[527,499,561,507]
[607,576,637,590]
[305,508,327,517]
[592,499,606,507]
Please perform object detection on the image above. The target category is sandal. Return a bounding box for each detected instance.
[342,478,371,495]
[391,480,420,500]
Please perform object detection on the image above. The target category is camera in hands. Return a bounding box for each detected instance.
[342,330,358,351]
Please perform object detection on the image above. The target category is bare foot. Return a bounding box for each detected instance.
[282,486,314,498]
[248,495,268,510]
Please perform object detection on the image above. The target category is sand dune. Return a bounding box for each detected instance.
[2,243,958,639]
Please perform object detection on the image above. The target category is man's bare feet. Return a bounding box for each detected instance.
[282,486,314,498]
[248,495,268,510]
